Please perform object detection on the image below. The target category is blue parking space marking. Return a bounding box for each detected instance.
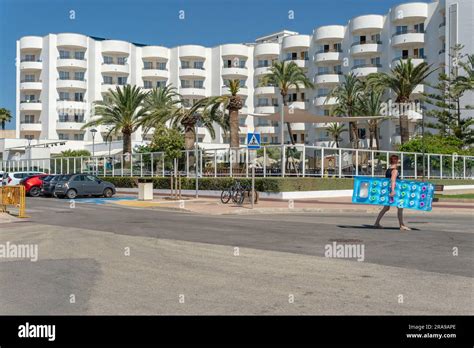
[72,196,136,205]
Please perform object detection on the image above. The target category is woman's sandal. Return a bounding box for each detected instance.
[400,225,412,231]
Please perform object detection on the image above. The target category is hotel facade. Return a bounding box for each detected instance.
[11,0,473,157]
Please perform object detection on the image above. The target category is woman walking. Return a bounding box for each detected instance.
[374,154,411,231]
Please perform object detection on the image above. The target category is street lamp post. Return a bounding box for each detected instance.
[195,121,199,199]
[90,128,97,157]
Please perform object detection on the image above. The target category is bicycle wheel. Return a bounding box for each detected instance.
[221,190,232,204]
[233,190,245,205]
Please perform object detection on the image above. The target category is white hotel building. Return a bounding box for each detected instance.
[8,0,473,159]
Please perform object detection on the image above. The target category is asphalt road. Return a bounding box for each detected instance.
[0,196,472,315]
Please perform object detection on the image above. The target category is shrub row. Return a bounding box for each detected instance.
[98,176,473,192]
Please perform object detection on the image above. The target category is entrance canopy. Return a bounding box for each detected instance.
[249,106,387,123]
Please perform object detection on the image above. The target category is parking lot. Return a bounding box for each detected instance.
[0,195,472,315]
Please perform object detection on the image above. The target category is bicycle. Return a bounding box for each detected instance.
[220,181,245,204]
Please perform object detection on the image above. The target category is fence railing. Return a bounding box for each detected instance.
[1,145,473,180]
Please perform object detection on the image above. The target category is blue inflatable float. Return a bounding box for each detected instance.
[352,176,434,211]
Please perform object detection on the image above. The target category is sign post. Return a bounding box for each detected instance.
[247,132,261,209]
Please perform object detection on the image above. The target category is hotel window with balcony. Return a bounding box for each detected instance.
[144,80,152,89]
[371,57,381,67]
[103,56,113,64]
[144,61,153,69]
[157,62,167,70]
[59,71,70,80]
[239,117,246,126]
[354,59,366,68]
[23,115,35,124]
[223,59,246,68]
[317,88,330,97]
[156,80,166,88]
[58,133,69,140]
[24,135,35,140]
[182,99,191,107]
[257,98,269,107]
[59,92,69,101]
[23,74,36,82]
[74,133,84,141]
[193,80,204,88]
[74,51,85,60]
[181,80,191,88]
[59,50,70,59]
[74,71,85,81]
[413,48,425,59]
[414,23,425,34]
[23,54,37,62]
[117,57,127,65]
[103,76,113,85]
[117,76,127,85]
[74,92,84,102]
[181,60,190,68]
[194,61,204,70]
[396,26,408,35]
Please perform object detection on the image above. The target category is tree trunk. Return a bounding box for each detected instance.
[335,138,339,148]
[229,108,239,149]
[184,126,195,151]
[399,115,410,144]
[374,125,380,150]
[123,131,132,169]
[350,122,359,149]
[286,122,295,145]
[369,130,374,149]
[1,121,5,130]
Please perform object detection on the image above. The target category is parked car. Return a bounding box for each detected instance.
[53,174,116,199]
[20,174,49,197]
[41,175,63,197]
[3,171,44,186]
[0,171,6,186]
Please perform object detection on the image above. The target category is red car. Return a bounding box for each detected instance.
[21,174,48,197]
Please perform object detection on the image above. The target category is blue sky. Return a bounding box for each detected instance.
[0,0,428,129]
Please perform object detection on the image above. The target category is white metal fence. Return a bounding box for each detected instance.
[1,145,473,180]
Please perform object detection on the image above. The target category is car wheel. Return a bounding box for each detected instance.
[66,189,77,199]
[29,186,41,197]
[103,188,113,198]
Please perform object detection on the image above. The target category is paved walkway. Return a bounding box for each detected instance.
[111,195,474,215]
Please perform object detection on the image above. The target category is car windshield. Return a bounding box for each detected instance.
[43,176,54,182]
[58,175,73,181]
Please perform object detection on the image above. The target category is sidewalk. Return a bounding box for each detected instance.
[112,194,474,216]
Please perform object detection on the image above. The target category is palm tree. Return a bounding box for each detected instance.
[454,54,474,94]
[327,73,364,149]
[326,123,347,148]
[0,108,12,130]
[367,59,436,144]
[141,85,181,134]
[259,61,314,145]
[82,85,148,156]
[203,79,243,149]
[170,99,228,151]
[359,89,385,150]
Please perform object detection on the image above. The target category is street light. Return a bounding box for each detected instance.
[90,128,97,157]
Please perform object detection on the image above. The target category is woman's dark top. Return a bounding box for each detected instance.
[385,168,400,179]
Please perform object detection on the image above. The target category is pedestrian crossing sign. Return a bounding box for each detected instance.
[247,132,261,150]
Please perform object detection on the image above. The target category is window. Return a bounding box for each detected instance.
[181,80,191,88]
[292,134,298,143]
[156,80,166,88]
[58,133,69,140]
[193,80,204,88]
[257,98,269,107]
[301,51,309,60]
[288,93,297,102]
[323,109,330,116]
[25,134,35,140]
[59,71,70,80]
[74,133,84,140]
[239,60,246,68]
[59,92,69,101]
[75,51,85,60]
[157,62,167,70]
[182,99,191,107]
[24,74,35,82]
[144,61,153,69]
[414,23,424,33]
[117,57,127,65]
[258,60,269,68]
[117,76,127,85]
[354,58,366,67]
[103,76,113,84]
[103,56,113,64]
[371,34,381,43]
[194,61,204,69]
[24,54,35,62]
[358,128,366,139]
[396,26,408,35]
[272,98,279,106]
[74,71,85,81]
[239,117,246,126]
[181,60,190,68]
[395,125,400,136]
[333,43,342,52]
[24,115,35,123]
[59,50,70,59]
[371,57,381,66]
[74,92,84,102]
[144,80,152,89]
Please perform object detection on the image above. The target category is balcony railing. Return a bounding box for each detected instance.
[57,77,86,81]
[20,58,42,62]
[58,116,85,123]
[58,57,87,61]
[20,79,42,83]
[316,71,343,76]
[181,86,205,89]
[180,66,205,70]
[144,66,168,70]
[352,63,382,69]
[20,100,41,103]
[20,120,41,124]
[392,55,427,62]
[392,29,425,37]
[222,65,247,69]
[316,48,343,54]
[57,99,86,102]
[351,40,382,46]
[284,57,309,61]
[102,62,127,65]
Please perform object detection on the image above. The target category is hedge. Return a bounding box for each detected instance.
[98,177,474,192]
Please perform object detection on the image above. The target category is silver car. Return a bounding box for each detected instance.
[53,174,116,199]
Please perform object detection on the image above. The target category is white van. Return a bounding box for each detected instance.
[3,171,44,186]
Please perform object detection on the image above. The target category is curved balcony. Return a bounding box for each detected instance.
[351,42,383,56]
[19,123,42,132]
[101,40,130,54]
[391,3,428,24]
[101,84,117,93]
[314,51,343,64]
[315,96,337,107]
[314,73,343,85]
[288,101,309,110]
[352,63,382,76]
[289,122,306,131]
[282,35,310,50]
[221,44,249,57]
[56,121,85,131]
[351,15,384,34]
[286,59,309,69]
[439,22,446,39]
[179,45,206,59]
[20,101,42,111]
[56,100,87,110]
[221,67,248,77]
[254,106,278,114]
[143,68,169,79]
[141,46,169,59]
[254,66,271,76]
[19,36,43,50]
[101,63,129,74]
[178,68,206,78]
[56,78,87,90]
[221,86,248,96]
[57,58,87,70]
[391,32,425,47]
[314,25,345,43]
[179,87,206,97]
[20,81,42,91]
[392,56,426,67]
[254,86,277,95]
[254,43,280,57]
[20,60,42,71]
[57,33,88,48]
[255,125,277,133]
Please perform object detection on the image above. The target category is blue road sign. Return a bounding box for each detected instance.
[247,132,261,150]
